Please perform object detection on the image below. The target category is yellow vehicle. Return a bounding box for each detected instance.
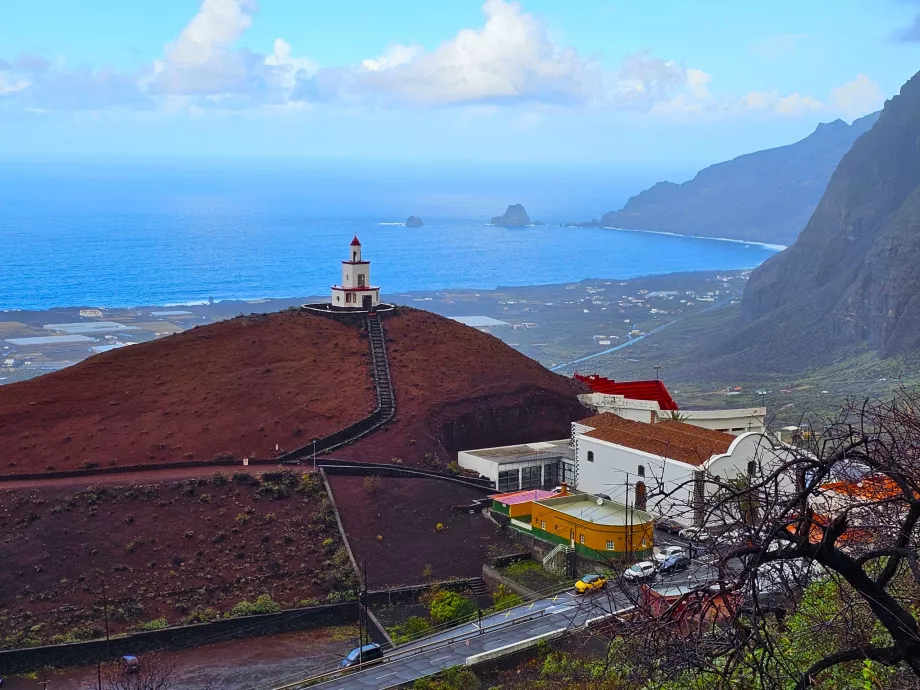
[574,573,608,594]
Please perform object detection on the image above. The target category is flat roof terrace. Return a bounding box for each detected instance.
[461,439,574,464]
[536,494,653,526]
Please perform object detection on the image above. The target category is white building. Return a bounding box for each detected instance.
[572,412,793,528]
[331,236,380,310]
[458,439,575,492]
[578,392,766,435]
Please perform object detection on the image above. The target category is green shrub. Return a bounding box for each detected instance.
[428,591,476,626]
[211,472,228,485]
[232,472,256,485]
[230,594,280,617]
[261,470,299,486]
[412,666,481,690]
[258,482,288,500]
[134,617,169,631]
[183,608,219,624]
[391,616,431,644]
[297,473,324,496]
[490,585,522,612]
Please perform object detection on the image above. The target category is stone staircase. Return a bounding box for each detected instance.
[277,311,396,462]
[366,312,395,422]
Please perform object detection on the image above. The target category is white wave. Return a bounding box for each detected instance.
[376,222,406,226]
[600,225,787,252]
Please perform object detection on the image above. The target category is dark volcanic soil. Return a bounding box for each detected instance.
[0,470,353,647]
[326,475,519,588]
[0,311,374,476]
[337,307,589,466]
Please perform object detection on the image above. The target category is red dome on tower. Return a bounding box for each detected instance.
[350,235,362,246]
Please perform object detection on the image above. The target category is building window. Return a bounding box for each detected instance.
[540,520,546,530]
[637,464,645,477]
[747,460,757,476]
[497,469,519,493]
[635,481,647,511]
[358,273,366,287]
[579,534,585,545]
[353,251,357,261]
[606,540,614,551]
[521,465,541,490]
[586,450,594,462]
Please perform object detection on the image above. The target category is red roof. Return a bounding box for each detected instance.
[574,374,679,411]
[490,489,556,505]
[350,235,362,246]
[576,413,734,466]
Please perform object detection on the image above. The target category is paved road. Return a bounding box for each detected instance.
[296,556,720,690]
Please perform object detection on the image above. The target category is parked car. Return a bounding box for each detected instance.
[122,656,140,673]
[653,516,684,534]
[623,561,657,581]
[653,545,686,564]
[574,573,608,594]
[679,527,712,542]
[659,553,692,574]
[341,644,383,668]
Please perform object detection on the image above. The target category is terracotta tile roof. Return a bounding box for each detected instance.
[489,489,556,505]
[574,374,679,410]
[577,413,735,467]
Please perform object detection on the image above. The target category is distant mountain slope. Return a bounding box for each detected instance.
[734,70,920,364]
[600,112,879,246]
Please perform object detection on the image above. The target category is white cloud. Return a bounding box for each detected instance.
[361,44,423,72]
[357,0,601,105]
[264,38,318,88]
[148,0,262,96]
[736,89,823,116]
[0,74,30,95]
[830,73,884,118]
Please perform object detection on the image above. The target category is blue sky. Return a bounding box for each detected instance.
[1,0,918,167]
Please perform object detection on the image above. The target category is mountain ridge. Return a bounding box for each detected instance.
[599,112,879,246]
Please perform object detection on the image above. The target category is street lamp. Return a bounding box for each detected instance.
[312,439,317,471]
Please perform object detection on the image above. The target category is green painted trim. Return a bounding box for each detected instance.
[528,526,652,562]
[491,501,510,516]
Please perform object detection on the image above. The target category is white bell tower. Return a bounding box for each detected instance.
[331,235,381,310]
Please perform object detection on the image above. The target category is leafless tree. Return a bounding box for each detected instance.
[97,652,217,690]
[598,392,920,689]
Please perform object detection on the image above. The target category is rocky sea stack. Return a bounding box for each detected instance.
[489,204,532,227]
[405,216,424,227]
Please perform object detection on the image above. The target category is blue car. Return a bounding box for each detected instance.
[341,644,383,668]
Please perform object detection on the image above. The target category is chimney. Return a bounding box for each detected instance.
[559,481,569,496]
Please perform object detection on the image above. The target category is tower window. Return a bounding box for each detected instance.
[638,465,645,477]
[353,251,357,261]
[586,451,594,462]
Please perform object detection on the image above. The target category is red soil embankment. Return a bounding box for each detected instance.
[326,475,518,588]
[0,472,347,645]
[337,307,589,466]
[0,311,374,476]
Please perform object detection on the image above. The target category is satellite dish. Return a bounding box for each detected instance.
[596,498,604,506]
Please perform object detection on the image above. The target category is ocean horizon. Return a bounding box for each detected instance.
[0,159,780,311]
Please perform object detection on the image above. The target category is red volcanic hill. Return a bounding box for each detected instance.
[337,307,588,465]
[0,307,587,476]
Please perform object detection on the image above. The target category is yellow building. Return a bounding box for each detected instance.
[530,493,653,560]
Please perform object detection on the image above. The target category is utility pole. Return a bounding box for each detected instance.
[363,559,369,650]
[312,439,317,471]
[102,579,111,659]
[97,660,102,690]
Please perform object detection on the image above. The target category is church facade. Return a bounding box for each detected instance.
[331,236,381,310]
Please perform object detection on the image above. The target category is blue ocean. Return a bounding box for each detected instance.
[0,160,781,311]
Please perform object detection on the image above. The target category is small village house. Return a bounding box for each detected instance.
[572,412,794,527]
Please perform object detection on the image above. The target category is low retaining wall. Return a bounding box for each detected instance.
[367,578,482,608]
[481,565,539,601]
[0,603,357,676]
[319,462,492,491]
